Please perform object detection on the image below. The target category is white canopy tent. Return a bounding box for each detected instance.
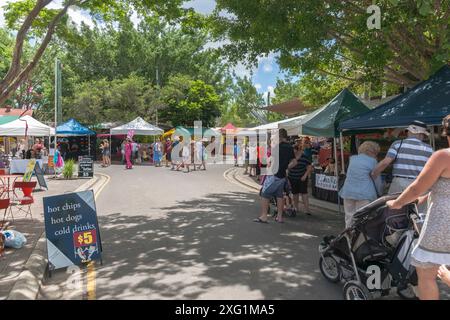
[110,117,163,136]
[0,115,55,136]
[248,114,311,136]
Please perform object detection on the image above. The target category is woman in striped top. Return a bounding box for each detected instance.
[288,139,313,215]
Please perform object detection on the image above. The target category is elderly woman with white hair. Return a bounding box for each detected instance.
[339,141,383,228]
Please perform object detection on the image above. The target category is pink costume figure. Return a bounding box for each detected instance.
[125,139,133,169]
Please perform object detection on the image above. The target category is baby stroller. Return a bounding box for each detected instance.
[259,176,296,218]
[319,194,423,300]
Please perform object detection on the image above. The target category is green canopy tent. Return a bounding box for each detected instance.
[301,88,370,137]
[0,116,19,125]
[300,88,370,174]
[298,89,370,211]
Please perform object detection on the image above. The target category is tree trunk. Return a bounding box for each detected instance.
[0,0,52,94]
[0,1,75,106]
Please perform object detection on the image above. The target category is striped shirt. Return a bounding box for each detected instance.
[387,138,433,179]
[288,154,312,180]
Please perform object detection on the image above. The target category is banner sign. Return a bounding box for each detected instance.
[315,174,338,191]
[78,156,94,178]
[23,159,36,182]
[34,162,48,189]
[43,190,102,271]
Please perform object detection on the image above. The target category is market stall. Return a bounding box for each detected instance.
[297,88,370,204]
[0,115,55,172]
[339,65,450,152]
[56,118,96,161]
[110,117,164,164]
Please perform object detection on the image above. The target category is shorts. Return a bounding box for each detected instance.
[261,176,286,199]
[288,177,308,195]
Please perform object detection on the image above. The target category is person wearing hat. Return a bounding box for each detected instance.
[386,115,450,299]
[372,120,433,195]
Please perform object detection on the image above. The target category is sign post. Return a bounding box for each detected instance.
[43,190,102,272]
[78,156,94,178]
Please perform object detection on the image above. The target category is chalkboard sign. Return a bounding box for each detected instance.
[78,156,93,178]
[34,162,48,190]
[43,190,102,271]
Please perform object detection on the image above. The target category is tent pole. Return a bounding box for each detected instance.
[431,126,436,150]
[88,135,91,156]
[109,132,112,164]
[340,131,345,174]
[334,138,342,214]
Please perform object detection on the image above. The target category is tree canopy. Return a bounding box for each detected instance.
[211,0,450,90]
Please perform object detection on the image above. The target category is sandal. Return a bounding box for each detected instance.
[253,217,268,224]
[275,217,284,223]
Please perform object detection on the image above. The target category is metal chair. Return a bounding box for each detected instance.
[9,181,37,220]
[0,198,11,227]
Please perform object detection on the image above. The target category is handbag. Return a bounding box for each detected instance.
[385,139,403,184]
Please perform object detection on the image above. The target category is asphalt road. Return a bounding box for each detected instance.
[44,163,450,300]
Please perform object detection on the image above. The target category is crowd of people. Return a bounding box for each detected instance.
[251,119,450,299]
[109,136,210,172]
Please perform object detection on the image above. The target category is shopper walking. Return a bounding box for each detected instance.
[288,140,314,216]
[255,129,296,224]
[165,138,172,167]
[340,141,382,228]
[125,138,133,169]
[103,139,111,167]
[372,120,433,195]
[153,140,162,167]
[387,115,450,300]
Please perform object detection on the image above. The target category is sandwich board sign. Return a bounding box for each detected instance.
[43,190,102,271]
[78,156,93,178]
[34,162,48,190]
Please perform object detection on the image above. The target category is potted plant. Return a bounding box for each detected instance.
[62,159,75,179]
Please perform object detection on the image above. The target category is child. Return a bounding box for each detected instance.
[53,144,64,176]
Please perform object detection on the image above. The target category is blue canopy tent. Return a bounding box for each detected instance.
[56,118,96,156]
[340,65,450,131]
[339,65,450,153]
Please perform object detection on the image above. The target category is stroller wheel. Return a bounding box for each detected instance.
[397,285,417,300]
[343,281,372,300]
[319,256,341,283]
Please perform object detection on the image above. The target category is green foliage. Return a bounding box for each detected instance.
[160,75,221,127]
[63,159,75,179]
[219,77,265,127]
[211,0,450,89]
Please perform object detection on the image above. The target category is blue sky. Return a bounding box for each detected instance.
[0,0,285,102]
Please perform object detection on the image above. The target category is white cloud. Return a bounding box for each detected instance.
[263,63,273,73]
[68,7,95,28]
[254,83,262,90]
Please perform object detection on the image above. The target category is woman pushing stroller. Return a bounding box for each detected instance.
[386,115,450,300]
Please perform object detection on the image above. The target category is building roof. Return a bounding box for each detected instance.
[264,99,308,115]
[0,108,33,117]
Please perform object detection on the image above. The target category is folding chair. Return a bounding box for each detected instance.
[9,181,37,220]
[0,198,11,227]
